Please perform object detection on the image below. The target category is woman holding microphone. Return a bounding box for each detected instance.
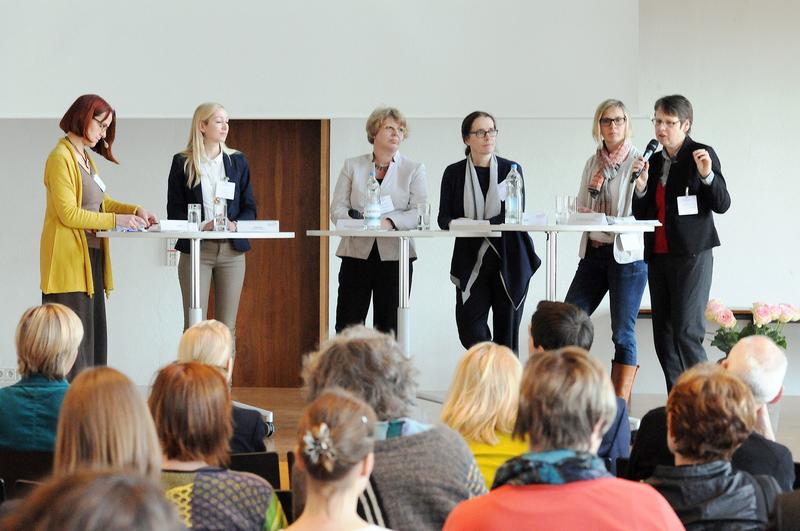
[564,99,647,405]
[167,102,257,338]
[41,94,157,379]
[438,111,539,353]
[330,107,427,335]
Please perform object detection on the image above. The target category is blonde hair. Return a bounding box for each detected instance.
[149,362,232,467]
[591,99,633,145]
[177,319,232,376]
[54,367,161,480]
[441,342,522,445]
[365,107,409,144]
[15,303,83,379]
[514,347,617,452]
[182,102,237,188]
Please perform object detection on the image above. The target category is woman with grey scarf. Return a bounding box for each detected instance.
[438,111,539,354]
[564,99,646,406]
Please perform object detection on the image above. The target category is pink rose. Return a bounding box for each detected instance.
[770,305,783,321]
[715,309,736,329]
[705,299,726,321]
[778,304,794,324]
[752,303,773,327]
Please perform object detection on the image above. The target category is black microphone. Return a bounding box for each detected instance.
[630,139,660,183]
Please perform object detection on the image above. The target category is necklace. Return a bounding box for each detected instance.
[66,137,90,171]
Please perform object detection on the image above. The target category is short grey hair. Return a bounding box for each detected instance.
[302,326,417,420]
[725,336,787,404]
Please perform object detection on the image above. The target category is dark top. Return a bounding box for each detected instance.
[769,490,800,531]
[632,136,731,259]
[438,156,540,307]
[231,405,267,454]
[0,374,68,452]
[647,460,780,530]
[628,406,795,492]
[166,151,258,254]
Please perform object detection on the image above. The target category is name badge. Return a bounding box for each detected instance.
[216,181,235,200]
[92,174,107,192]
[380,195,394,214]
[677,195,698,216]
[497,179,509,201]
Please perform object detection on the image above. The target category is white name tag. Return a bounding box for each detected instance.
[380,195,394,214]
[497,179,508,201]
[92,174,107,192]
[677,195,698,216]
[216,181,235,200]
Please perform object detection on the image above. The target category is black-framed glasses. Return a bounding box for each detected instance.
[93,117,110,133]
[599,117,626,127]
[469,128,499,138]
[651,117,681,129]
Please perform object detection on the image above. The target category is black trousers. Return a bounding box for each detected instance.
[455,251,525,354]
[42,247,107,381]
[648,250,713,391]
[335,244,412,336]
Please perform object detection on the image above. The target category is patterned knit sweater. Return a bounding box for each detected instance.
[161,467,286,530]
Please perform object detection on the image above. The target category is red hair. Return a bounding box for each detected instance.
[59,94,119,164]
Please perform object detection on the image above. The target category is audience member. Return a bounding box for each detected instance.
[287,388,387,531]
[177,319,269,453]
[299,326,486,531]
[444,347,682,530]
[529,300,630,473]
[149,362,286,530]
[0,304,81,451]
[629,336,794,491]
[54,366,160,478]
[646,363,780,529]
[0,469,184,531]
[441,342,527,487]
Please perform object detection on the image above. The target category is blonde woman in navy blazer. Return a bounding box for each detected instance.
[330,107,427,335]
[166,103,257,337]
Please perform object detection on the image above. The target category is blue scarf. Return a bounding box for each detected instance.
[492,449,611,490]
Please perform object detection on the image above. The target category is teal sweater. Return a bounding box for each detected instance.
[0,374,68,451]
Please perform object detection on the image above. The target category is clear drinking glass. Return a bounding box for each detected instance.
[187,203,201,231]
[213,200,228,232]
[555,195,568,224]
[417,202,431,230]
[567,196,577,215]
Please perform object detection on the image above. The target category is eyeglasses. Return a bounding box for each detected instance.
[651,117,681,129]
[93,117,110,133]
[599,117,626,127]
[383,125,406,136]
[468,128,499,138]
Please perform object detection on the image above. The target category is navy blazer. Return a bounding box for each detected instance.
[438,156,540,307]
[632,136,730,259]
[167,151,258,254]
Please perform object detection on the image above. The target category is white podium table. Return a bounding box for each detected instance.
[98,230,295,326]
[495,223,659,300]
[308,228,499,354]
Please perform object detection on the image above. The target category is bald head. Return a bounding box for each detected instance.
[724,336,787,404]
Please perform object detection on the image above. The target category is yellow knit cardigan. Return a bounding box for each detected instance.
[40,138,139,297]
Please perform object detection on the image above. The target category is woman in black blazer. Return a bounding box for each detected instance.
[438,111,539,353]
[167,103,257,338]
[632,95,731,390]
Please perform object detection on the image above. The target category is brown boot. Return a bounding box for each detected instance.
[610,361,639,408]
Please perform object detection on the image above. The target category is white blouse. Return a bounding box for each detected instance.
[199,150,226,221]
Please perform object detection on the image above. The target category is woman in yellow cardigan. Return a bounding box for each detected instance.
[40,94,157,379]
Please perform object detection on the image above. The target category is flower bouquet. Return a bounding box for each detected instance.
[705,300,800,355]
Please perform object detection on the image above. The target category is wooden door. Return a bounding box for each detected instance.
[218,120,329,387]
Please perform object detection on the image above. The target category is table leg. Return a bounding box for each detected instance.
[397,236,411,355]
[189,238,203,326]
[546,231,558,301]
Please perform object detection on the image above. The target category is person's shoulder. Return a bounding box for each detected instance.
[395,152,424,171]
[443,158,467,175]
[740,431,793,459]
[443,493,495,530]
[496,155,520,170]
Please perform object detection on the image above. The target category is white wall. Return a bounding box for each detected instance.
[2,0,800,395]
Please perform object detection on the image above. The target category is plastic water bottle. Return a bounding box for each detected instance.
[364,169,382,229]
[504,164,523,224]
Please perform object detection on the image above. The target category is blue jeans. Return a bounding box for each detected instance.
[564,244,647,365]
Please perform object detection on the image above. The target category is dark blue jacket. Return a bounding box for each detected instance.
[167,151,258,254]
[438,156,540,307]
[0,375,68,452]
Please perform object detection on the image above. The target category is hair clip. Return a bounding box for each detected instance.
[361,415,369,424]
[303,422,337,471]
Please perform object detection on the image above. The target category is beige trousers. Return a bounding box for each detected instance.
[178,241,246,336]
